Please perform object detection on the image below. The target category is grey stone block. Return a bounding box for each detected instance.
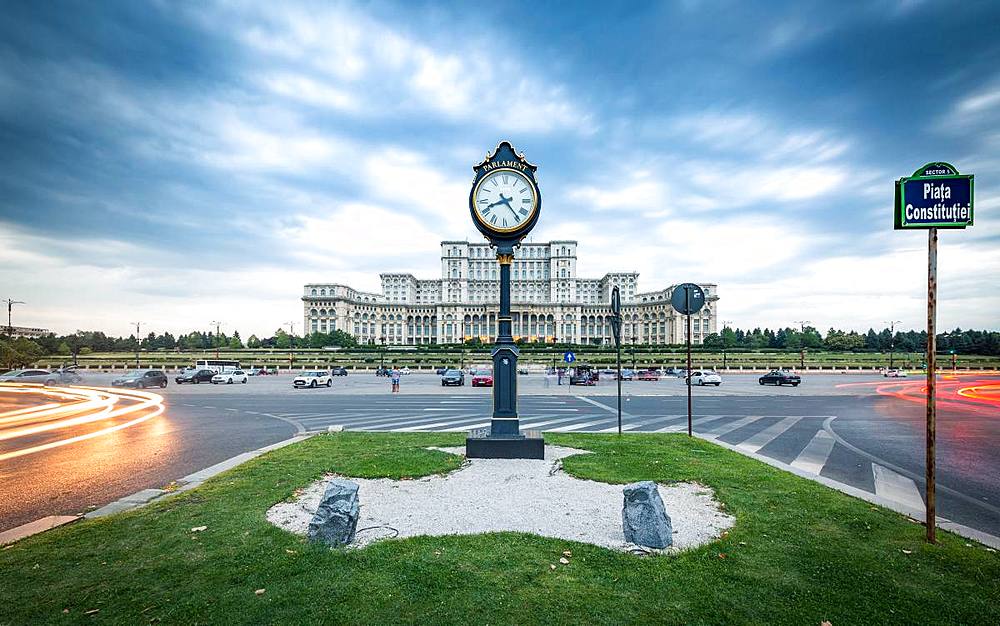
[307,479,360,546]
[622,481,673,548]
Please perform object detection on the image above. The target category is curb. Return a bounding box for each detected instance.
[2,434,314,546]
[86,433,314,519]
[696,432,1000,549]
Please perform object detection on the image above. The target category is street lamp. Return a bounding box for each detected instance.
[131,321,142,368]
[722,319,734,371]
[884,320,902,369]
[210,320,223,359]
[2,299,25,337]
[380,335,386,371]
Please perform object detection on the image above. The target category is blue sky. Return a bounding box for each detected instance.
[1,0,998,337]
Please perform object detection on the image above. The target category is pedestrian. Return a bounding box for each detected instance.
[557,368,563,385]
[391,367,401,393]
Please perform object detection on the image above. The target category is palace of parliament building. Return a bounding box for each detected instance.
[302,241,718,346]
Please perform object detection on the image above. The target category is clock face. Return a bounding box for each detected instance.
[472,168,537,233]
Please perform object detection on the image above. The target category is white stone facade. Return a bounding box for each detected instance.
[302,241,718,346]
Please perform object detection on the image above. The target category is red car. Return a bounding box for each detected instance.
[471,370,494,387]
[637,369,660,381]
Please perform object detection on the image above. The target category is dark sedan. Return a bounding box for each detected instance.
[175,369,215,384]
[112,370,168,389]
[331,367,348,376]
[441,369,465,386]
[758,370,801,386]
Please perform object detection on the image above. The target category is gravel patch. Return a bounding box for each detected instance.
[267,445,735,552]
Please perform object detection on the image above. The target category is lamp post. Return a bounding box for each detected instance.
[3,299,25,337]
[380,335,386,371]
[884,320,902,369]
[210,320,223,359]
[722,319,734,371]
[132,321,142,368]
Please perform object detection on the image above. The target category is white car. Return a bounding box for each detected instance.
[212,370,248,384]
[399,367,411,375]
[884,369,908,378]
[689,370,722,386]
[293,371,333,389]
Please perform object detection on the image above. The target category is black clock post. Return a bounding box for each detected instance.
[466,141,544,459]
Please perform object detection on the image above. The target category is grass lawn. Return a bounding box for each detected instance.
[1,433,998,625]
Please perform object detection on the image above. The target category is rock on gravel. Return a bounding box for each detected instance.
[307,479,360,546]
[622,481,673,549]
[267,445,734,552]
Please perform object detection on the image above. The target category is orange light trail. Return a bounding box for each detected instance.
[0,383,165,461]
[858,376,1000,412]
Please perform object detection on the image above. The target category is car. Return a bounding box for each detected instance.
[758,370,801,386]
[331,367,348,376]
[471,370,493,387]
[212,370,249,384]
[435,367,448,376]
[617,368,635,381]
[637,369,660,381]
[112,370,168,389]
[884,368,908,378]
[663,367,681,377]
[0,369,58,385]
[600,368,617,376]
[441,369,465,386]
[517,367,529,375]
[570,365,597,385]
[689,370,722,386]
[375,367,392,377]
[50,367,84,383]
[175,369,216,384]
[399,367,411,375]
[294,371,333,388]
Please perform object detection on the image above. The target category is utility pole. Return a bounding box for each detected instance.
[793,320,811,333]
[2,299,25,337]
[884,320,902,370]
[132,321,142,368]
[210,320,222,359]
[380,335,387,371]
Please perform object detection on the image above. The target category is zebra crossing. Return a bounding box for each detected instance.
[252,393,927,513]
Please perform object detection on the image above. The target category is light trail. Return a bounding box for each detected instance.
[852,376,1000,412]
[0,384,165,461]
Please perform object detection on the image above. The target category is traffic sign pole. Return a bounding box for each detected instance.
[926,228,937,543]
[685,287,693,437]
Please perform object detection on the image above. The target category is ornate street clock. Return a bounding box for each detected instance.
[465,140,544,459]
[469,145,541,242]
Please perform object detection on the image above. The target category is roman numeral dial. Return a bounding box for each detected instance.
[472,168,538,234]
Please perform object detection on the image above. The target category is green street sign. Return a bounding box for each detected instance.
[894,162,974,230]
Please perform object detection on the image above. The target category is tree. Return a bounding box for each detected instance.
[274,329,291,349]
[247,334,261,349]
[229,331,244,349]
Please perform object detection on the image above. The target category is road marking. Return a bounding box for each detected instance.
[596,415,678,433]
[702,415,768,438]
[872,463,924,509]
[735,416,804,453]
[422,408,459,412]
[790,430,836,474]
[548,417,612,432]
[224,408,238,412]
[364,412,481,431]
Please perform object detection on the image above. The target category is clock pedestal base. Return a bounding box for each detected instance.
[466,428,544,459]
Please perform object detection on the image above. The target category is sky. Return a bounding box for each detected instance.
[1,0,998,339]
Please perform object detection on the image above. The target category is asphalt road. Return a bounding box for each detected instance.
[2,372,998,541]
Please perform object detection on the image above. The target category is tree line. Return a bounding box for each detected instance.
[2,326,999,368]
[702,326,1000,355]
